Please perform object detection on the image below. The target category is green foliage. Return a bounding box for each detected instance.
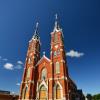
[86,94,92,100]
[92,94,100,100]
[86,93,100,100]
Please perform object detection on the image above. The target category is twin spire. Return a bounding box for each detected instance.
[54,14,61,31]
[32,22,39,40]
[32,14,61,40]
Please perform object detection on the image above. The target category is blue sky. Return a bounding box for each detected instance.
[0,0,100,95]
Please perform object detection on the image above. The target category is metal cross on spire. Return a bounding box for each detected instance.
[54,13,60,31]
[34,22,39,34]
[43,51,45,56]
[33,22,40,39]
[55,13,58,21]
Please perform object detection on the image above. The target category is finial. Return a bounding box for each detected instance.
[54,13,60,31]
[43,51,45,56]
[32,22,40,40]
[36,22,39,29]
[34,22,39,34]
[55,14,58,21]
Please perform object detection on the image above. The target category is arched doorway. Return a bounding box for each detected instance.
[39,85,47,100]
[54,84,62,100]
[56,85,61,99]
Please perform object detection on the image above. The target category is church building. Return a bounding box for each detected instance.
[19,15,85,100]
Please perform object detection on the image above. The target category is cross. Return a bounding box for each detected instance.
[55,13,58,21]
[36,22,39,29]
[43,51,45,56]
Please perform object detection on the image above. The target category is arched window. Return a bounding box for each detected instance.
[22,86,28,99]
[27,68,30,78]
[54,51,57,56]
[54,33,58,42]
[55,62,60,74]
[28,58,31,64]
[39,85,47,99]
[41,68,47,80]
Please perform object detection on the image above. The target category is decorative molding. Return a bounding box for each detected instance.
[22,80,34,84]
[36,55,51,66]
[28,80,34,84]
[49,76,68,81]
[61,60,65,63]
[60,49,63,51]
[38,80,48,90]
[60,43,64,46]
[50,62,53,65]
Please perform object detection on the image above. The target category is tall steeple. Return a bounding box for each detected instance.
[53,14,61,32]
[32,22,40,40]
[19,22,41,99]
[50,14,68,77]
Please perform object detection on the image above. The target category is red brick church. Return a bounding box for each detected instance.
[19,15,85,100]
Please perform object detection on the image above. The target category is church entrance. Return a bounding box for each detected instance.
[56,85,61,99]
[39,85,47,100]
[54,84,62,100]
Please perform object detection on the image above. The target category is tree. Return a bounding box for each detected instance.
[86,94,92,100]
[92,94,100,100]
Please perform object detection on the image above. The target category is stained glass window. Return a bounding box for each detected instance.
[41,68,47,80]
[55,62,60,74]
[27,68,30,78]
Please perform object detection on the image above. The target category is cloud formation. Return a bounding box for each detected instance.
[16,83,20,86]
[0,55,24,70]
[4,63,14,70]
[66,50,84,58]
[17,61,23,65]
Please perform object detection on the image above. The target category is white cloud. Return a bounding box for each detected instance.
[11,92,15,95]
[16,83,20,86]
[66,50,84,58]
[4,63,14,70]
[17,61,23,65]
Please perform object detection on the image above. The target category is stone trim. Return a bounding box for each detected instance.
[49,76,68,81]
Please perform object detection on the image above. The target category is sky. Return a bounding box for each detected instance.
[0,0,100,95]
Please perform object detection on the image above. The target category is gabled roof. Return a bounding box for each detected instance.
[36,55,51,66]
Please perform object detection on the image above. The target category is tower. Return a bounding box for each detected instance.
[19,23,41,99]
[50,14,69,99]
[19,15,84,100]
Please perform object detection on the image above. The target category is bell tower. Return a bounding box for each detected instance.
[50,14,69,99]
[19,23,41,99]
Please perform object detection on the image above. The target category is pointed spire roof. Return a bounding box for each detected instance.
[32,22,40,40]
[53,14,61,32]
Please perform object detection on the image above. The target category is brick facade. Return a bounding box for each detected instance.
[19,16,84,100]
